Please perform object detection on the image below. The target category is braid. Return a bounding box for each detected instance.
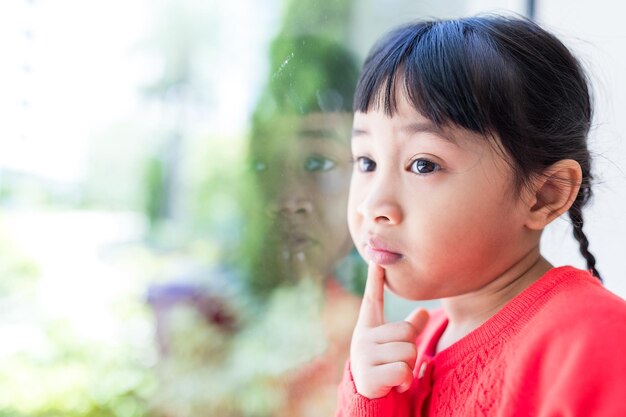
[568,197,601,282]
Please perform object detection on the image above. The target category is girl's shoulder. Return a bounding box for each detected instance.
[515,265,626,347]
[496,267,626,416]
[539,265,626,316]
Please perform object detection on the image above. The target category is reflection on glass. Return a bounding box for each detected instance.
[235,34,363,416]
[251,111,354,283]
[148,34,364,417]
[245,34,361,291]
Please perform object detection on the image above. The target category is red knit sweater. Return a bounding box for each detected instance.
[335,266,626,416]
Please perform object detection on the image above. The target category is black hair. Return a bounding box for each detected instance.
[355,16,601,280]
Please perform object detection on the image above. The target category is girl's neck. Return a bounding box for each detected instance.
[437,248,552,353]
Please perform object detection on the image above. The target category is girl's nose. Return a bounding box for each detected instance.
[356,184,403,225]
[267,193,314,218]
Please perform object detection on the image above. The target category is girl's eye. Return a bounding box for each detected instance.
[253,160,268,172]
[355,156,376,172]
[409,158,441,175]
[304,155,336,172]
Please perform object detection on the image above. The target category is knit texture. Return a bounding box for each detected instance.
[335,266,626,416]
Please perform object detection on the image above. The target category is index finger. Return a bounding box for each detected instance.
[357,261,386,328]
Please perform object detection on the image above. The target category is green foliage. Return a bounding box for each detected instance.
[280,0,354,42]
[0,219,156,417]
[0,316,156,417]
[252,34,359,123]
[0,232,39,296]
[182,133,247,246]
[144,156,167,228]
[150,279,329,417]
[83,123,160,212]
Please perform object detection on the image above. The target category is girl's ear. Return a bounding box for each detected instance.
[524,159,582,231]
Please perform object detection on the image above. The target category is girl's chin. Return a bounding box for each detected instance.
[383,270,441,301]
[277,254,337,281]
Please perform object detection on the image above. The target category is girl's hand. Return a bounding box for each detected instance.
[350,261,430,399]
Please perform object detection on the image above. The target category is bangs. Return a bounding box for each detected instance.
[354,18,519,136]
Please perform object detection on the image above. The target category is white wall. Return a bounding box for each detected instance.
[348,0,466,60]
[536,1,626,296]
[348,0,528,59]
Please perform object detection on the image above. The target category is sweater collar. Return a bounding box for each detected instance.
[429,266,597,374]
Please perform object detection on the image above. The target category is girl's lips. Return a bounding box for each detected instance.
[280,231,315,252]
[364,238,403,265]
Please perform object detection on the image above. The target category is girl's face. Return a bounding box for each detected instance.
[348,94,533,300]
[254,112,354,281]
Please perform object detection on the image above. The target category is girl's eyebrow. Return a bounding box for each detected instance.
[299,127,340,139]
[298,127,348,145]
[352,123,457,144]
[400,122,456,143]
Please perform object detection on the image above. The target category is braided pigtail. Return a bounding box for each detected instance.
[568,191,601,281]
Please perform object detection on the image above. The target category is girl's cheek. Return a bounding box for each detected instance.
[314,169,351,195]
[347,189,364,229]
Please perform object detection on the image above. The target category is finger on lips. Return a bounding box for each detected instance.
[358,261,386,328]
[352,261,431,400]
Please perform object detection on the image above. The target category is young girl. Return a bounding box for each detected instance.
[336,15,626,416]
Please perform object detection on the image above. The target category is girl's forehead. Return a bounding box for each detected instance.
[353,88,435,126]
[353,107,459,143]
[352,90,495,147]
[352,105,511,166]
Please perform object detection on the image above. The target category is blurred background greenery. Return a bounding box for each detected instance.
[1,0,626,416]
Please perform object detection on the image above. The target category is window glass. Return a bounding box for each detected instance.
[2,1,625,416]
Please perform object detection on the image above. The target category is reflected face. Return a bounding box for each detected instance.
[252,112,354,280]
[348,94,531,300]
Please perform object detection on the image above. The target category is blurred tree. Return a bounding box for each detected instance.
[0,317,155,417]
[139,0,219,233]
[0,220,38,297]
[279,0,354,42]
[144,155,167,229]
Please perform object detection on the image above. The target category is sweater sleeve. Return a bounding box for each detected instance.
[335,360,413,417]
